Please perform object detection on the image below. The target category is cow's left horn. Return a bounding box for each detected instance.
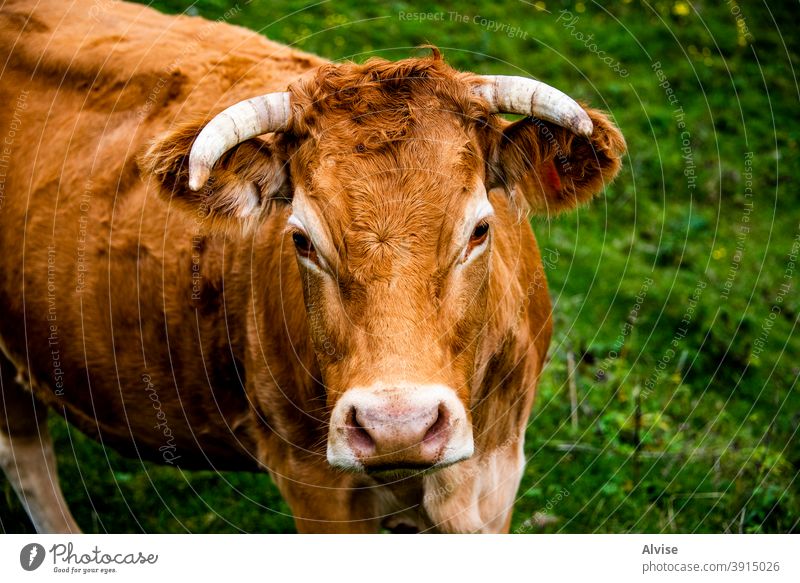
[473,75,593,137]
[188,92,292,191]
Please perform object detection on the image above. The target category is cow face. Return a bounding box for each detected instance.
[287,125,492,472]
[142,53,625,474]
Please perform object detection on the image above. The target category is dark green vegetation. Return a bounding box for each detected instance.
[2,0,798,533]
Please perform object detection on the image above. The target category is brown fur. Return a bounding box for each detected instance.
[0,0,624,533]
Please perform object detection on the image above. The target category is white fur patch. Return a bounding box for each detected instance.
[287,188,337,273]
[454,180,494,267]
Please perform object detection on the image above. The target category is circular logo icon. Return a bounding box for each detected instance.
[20,543,46,571]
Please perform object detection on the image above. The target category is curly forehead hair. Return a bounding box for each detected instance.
[286,48,492,140]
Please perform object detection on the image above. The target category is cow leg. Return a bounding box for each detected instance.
[0,357,80,533]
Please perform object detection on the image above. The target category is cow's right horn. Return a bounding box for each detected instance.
[188,92,292,191]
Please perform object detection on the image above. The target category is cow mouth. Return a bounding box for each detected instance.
[363,457,466,479]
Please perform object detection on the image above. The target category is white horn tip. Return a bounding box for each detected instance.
[188,166,210,191]
[576,115,594,137]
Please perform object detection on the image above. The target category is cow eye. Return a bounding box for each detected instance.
[471,221,490,245]
[292,231,317,262]
[462,220,490,262]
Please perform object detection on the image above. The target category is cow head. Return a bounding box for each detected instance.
[142,51,625,474]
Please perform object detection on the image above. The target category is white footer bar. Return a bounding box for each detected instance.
[0,534,796,582]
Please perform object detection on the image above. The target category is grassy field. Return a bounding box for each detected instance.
[2,0,798,533]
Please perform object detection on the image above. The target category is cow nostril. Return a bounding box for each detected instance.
[423,403,450,445]
[346,406,375,454]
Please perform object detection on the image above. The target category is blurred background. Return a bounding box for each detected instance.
[2,0,798,533]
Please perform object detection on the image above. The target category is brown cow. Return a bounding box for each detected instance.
[0,0,624,533]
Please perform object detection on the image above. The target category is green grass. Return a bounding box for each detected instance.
[2,0,798,533]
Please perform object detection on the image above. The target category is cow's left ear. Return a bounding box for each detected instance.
[139,119,291,230]
[490,107,626,215]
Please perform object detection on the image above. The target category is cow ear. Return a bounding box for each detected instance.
[139,120,291,231]
[491,107,625,215]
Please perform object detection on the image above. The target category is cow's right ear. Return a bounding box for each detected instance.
[139,120,291,230]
